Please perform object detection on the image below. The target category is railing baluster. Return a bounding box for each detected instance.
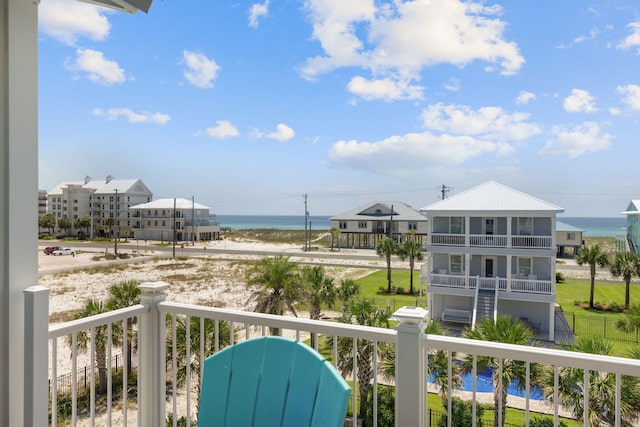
[52,339,58,427]
[72,332,77,427]
[107,323,112,427]
[172,314,177,427]
[123,317,128,427]
[186,315,191,426]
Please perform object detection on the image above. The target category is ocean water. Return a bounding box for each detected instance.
[215,214,332,230]
[559,217,626,237]
[214,214,627,237]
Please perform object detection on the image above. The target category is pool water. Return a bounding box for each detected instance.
[429,369,544,400]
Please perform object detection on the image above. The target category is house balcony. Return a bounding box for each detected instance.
[24,282,640,427]
[430,233,553,250]
[428,272,555,295]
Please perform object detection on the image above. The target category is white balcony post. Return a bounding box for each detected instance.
[24,286,49,427]
[393,306,428,427]
[138,281,169,427]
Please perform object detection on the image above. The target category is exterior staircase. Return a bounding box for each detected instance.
[474,289,495,324]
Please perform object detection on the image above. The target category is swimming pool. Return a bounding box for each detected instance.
[429,369,545,400]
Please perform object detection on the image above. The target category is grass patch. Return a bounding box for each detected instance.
[354,269,424,309]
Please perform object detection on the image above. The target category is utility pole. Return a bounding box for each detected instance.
[114,189,118,256]
[441,184,450,200]
[304,193,309,251]
[172,197,176,259]
[192,195,195,246]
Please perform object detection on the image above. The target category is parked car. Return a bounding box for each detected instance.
[44,246,60,255]
[52,248,75,256]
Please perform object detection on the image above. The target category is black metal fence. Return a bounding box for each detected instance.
[563,312,640,344]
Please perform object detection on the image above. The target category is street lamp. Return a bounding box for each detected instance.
[79,0,152,13]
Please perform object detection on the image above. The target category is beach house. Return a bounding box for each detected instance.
[618,200,640,254]
[420,181,563,341]
[555,221,584,257]
[130,198,221,242]
[329,201,428,248]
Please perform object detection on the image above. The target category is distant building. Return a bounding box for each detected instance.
[48,175,153,237]
[555,221,583,257]
[38,190,47,215]
[618,200,640,254]
[420,181,563,341]
[330,201,428,248]
[130,198,221,242]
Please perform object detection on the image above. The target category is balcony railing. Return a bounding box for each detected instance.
[430,233,553,249]
[429,273,554,295]
[24,282,640,427]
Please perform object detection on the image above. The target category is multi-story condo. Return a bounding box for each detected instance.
[420,181,563,341]
[130,198,221,242]
[330,201,428,248]
[48,175,152,237]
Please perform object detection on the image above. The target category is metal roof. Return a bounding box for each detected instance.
[620,200,640,215]
[556,221,583,232]
[331,201,427,221]
[420,181,564,214]
[131,198,210,210]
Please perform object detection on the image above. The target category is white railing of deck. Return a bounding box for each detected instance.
[434,274,554,295]
[26,281,640,427]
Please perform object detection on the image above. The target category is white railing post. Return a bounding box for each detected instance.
[24,285,49,427]
[393,307,428,427]
[138,281,169,427]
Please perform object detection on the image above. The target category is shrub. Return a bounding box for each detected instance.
[530,417,568,427]
[608,301,623,313]
[556,272,565,283]
[395,287,405,295]
[437,397,485,427]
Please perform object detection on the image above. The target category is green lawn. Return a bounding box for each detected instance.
[354,269,425,311]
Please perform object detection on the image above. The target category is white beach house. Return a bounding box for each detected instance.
[130,198,221,242]
[420,181,563,341]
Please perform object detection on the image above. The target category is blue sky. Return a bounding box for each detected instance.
[38,0,640,216]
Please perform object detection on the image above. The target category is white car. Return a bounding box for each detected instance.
[52,248,75,256]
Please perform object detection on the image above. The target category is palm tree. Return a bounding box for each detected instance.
[106,280,141,373]
[376,237,399,293]
[397,234,424,294]
[246,256,302,335]
[301,265,336,348]
[74,215,92,237]
[38,213,56,235]
[334,299,391,421]
[461,315,537,427]
[609,251,640,309]
[336,278,360,312]
[166,315,235,416]
[58,216,72,237]
[576,244,609,309]
[542,335,640,426]
[68,299,110,394]
[616,303,640,334]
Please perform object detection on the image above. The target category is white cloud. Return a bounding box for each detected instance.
[421,103,541,142]
[347,76,423,101]
[38,0,111,46]
[617,84,640,110]
[540,122,612,158]
[617,22,640,54]
[328,132,498,175]
[444,78,460,92]
[266,124,295,141]
[515,91,536,105]
[67,49,125,85]
[92,108,170,124]
[301,0,523,99]
[206,120,239,139]
[249,1,270,28]
[182,51,220,89]
[563,89,597,113]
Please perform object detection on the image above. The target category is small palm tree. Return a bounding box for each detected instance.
[301,265,336,348]
[397,233,424,294]
[336,278,360,312]
[106,280,141,372]
[246,256,302,335]
[462,315,537,427]
[616,303,640,334]
[576,244,609,309]
[376,237,400,293]
[335,299,391,421]
[609,251,640,309]
[543,335,640,426]
[68,299,110,394]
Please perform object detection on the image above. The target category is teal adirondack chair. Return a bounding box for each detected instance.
[197,336,350,427]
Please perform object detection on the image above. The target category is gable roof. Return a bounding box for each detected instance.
[556,221,583,232]
[420,181,563,214]
[48,178,151,195]
[131,198,210,210]
[331,201,427,221]
[620,200,640,215]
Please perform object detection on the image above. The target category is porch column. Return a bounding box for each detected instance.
[24,286,49,427]
[0,1,39,426]
[507,255,512,291]
[548,302,555,342]
[507,216,512,248]
[138,282,169,427]
[394,307,428,427]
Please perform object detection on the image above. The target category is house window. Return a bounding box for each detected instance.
[450,254,463,274]
[518,217,532,235]
[566,232,575,241]
[450,217,464,234]
[147,220,151,226]
[408,222,417,230]
[358,221,367,229]
[518,258,532,277]
[162,221,166,227]
[339,221,347,230]
[155,220,158,226]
